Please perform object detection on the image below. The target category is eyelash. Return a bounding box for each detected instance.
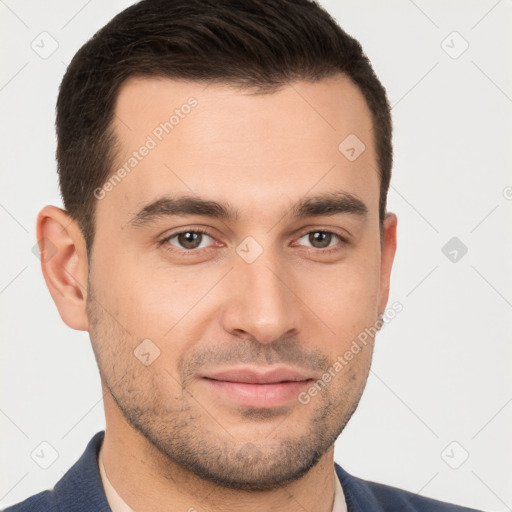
[158,227,349,256]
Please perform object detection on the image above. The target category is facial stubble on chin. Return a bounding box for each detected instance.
[85,285,371,491]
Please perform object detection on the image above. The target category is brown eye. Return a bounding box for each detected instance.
[297,230,342,250]
[308,231,333,249]
[164,230,214,250]
[178,232,202,249]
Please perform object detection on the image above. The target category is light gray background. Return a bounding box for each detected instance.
[1,1,511,510]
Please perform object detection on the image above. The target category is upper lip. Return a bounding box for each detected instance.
[201,367,314,384]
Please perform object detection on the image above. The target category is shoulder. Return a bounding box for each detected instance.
[2,431,109,512]
[335,463,482,512]
[1,490,58,512]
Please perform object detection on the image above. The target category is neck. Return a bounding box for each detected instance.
[100,393,338,512]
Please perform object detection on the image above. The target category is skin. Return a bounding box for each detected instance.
[37,74,397,512]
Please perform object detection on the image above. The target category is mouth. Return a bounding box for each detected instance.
[199,367,315,408]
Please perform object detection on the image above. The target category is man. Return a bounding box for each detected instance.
[4,0,481,510]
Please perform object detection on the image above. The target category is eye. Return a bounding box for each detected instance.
[159,228,348,256]
[162,229,215,251]
[296,230,346,251]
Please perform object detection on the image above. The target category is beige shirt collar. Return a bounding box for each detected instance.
[98,443,346,512]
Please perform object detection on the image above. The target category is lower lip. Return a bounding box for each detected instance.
[202,378,312,408]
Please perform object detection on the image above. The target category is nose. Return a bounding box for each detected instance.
[220,248,300,345]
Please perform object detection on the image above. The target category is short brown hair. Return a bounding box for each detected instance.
[56,0,392,257]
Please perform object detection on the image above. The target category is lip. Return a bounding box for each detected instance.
[200,366,314,408]
[202,367,313,384]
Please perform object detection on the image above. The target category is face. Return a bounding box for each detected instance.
[85,75,396,490]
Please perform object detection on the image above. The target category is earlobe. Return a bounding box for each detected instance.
[36,206,90,331]
[378,212,398,316]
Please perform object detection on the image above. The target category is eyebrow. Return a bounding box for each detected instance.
[128,191,368,228]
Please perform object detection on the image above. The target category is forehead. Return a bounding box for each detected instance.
[99,75,378,226]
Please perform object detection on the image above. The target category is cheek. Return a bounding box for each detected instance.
[94,260,221,376]
[92,249,179,328]
[331,346,373,412]
[293,254,381,337]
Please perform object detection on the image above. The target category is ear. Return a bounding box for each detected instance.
[378,212,398,316]
[35,205,90,331]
